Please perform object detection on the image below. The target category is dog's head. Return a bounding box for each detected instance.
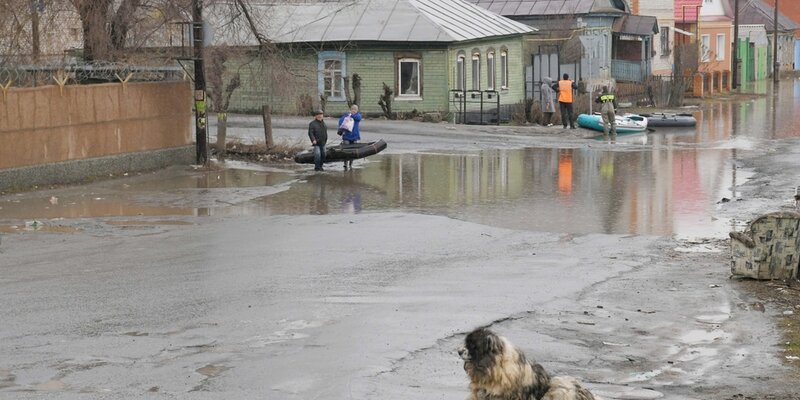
[459,328,503,362]
[458,327,507,379]
[458,328,553,399]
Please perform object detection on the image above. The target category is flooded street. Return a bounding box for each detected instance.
[6,80,800,238]
[1,81,800,400]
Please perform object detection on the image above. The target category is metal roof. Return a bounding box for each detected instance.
[612,15,658,36]
[728,0,799,32]
[466,0,629,16]
[208,0,536,46]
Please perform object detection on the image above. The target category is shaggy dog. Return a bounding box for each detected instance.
[458,327,596,400]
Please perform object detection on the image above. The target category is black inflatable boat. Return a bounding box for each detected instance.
[640,113,697,127]
[294,139,388,164]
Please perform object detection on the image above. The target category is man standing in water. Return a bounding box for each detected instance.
[553,73,577,129]
[308,110,327,171]
[595,85,618,140]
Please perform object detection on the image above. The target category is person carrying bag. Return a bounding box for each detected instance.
[338,104,362,170]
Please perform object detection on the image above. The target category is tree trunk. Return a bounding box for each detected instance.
[31,4,40,62]
[216,113,227,162]
[111,0,140,53]
[262,105,273,149]
[74,0,113,61]
[343,76,352,107]
[352,73,362,106]
[378,82,393,119]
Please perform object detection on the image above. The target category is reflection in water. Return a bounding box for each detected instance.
[6,81,800,237]
[259,146,743,238]
[0,167,293,220]
[650,78,800,143]
[0,148,745,238]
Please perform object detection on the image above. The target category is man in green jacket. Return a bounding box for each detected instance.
[595,86,618,139]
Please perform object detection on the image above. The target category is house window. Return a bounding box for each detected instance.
[716,33,725,61]
[398,58,420,96]
[472,52,481,90]
[318,51,346,100]
[487,50,496,90]
[700,34,710,62]
[500,49,508,89]
[660,26,670,55]
[456,54,466,90]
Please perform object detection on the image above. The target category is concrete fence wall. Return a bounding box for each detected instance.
[0,81,193,190]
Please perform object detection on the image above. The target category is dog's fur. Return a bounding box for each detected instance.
[458,328,596,400]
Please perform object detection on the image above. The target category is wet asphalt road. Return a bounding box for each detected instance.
[2,83,800,399]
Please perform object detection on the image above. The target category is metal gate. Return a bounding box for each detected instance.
[449,89,500,125]
[526,45,581,103]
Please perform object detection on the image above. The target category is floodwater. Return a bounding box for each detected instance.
[1,80,798,239]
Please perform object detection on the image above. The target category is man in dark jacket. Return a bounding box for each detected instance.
[308,110,328,171]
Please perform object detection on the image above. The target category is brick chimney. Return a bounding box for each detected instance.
[631,0,639,15]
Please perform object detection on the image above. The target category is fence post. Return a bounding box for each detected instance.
[693,73,704,98]
[262,105,273,149]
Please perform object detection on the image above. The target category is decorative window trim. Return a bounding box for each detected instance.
[471,50,481,90]
[318,51,346,101]
[500,48,509,90]
[486,49,496,91]
[395,52,423,100]
[456,51,466,91]
[716,33,725,61]
[395,57,422,100]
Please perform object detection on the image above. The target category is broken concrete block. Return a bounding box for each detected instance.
[730,211,800,280]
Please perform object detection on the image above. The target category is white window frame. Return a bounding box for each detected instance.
[456,54,466,91]
[716,33,725,61]
[471,52,481,90]
[397,57,421,98]
[318,51,346,101]
[700,34,710,62]
[486,50,496,90]
[500,50,508,89]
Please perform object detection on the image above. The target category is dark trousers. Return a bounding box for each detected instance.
[342,140,357,168]
[559,102,574,128]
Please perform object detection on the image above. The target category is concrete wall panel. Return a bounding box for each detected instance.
[0,81,192,171]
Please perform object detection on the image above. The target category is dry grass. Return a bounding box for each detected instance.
[218,137,307,163]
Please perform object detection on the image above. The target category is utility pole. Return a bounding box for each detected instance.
[773,0,780,83]
[30,0,40,62]
[192,0,208,165]
[732,0,739,89]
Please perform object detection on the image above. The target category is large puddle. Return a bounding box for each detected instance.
[0,147,749,239]
[262,148,749,238]
[3,80,798,238]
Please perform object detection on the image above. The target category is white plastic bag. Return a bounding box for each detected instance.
[339,115,354,132]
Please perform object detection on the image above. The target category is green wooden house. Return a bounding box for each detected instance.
[208,0,535,119]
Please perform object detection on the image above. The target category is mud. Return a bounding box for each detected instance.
[1,81,800,399]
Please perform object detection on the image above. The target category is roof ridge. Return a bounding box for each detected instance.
[405,0,459,41]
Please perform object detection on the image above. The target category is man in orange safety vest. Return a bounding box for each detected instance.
[552,73,577,129]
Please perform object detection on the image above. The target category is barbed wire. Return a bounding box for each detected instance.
[0,60,187,88]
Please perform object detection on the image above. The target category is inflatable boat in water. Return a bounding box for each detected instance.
[639,113,697,127]
[576,113,648,133]
[294,139,387,164]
